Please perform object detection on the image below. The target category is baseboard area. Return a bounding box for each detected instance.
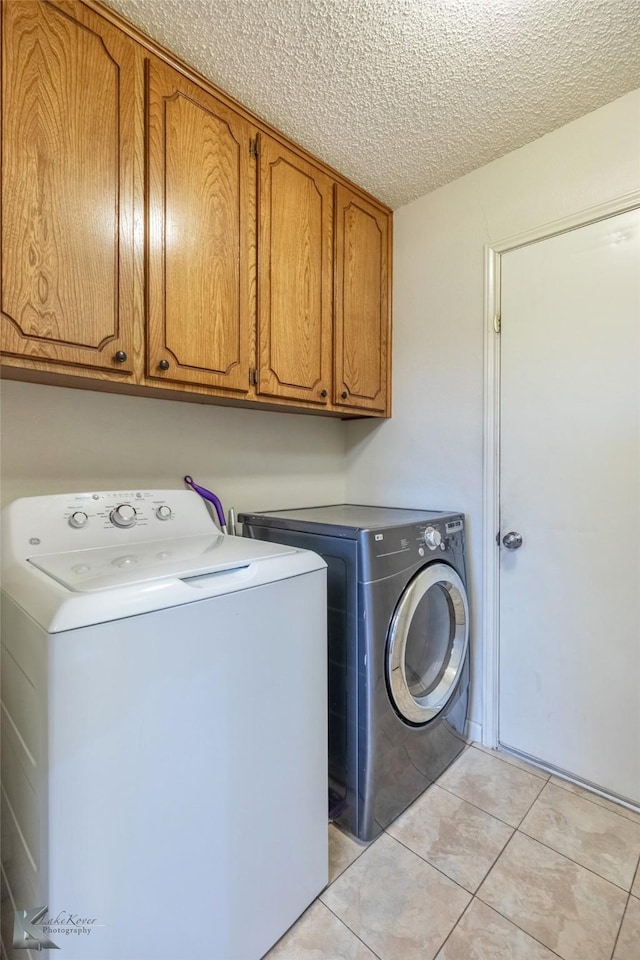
[465,719,482,743]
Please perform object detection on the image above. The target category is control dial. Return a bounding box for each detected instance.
[110,503,137,528]
[69,511,88,529]
[156,505,172,520]
[424,526,442,551]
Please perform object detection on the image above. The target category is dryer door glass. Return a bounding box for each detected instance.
[386,563,469,724]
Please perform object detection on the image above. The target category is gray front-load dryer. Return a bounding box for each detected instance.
[240,505,470,842]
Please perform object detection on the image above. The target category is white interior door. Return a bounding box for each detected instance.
[498,208,640,804]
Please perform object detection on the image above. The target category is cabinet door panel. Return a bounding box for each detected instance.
[1,0,136,373]
[147,58,253,392]
[335,186,390,413]
[258,137,332,404]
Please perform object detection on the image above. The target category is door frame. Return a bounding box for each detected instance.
[481,189,640,748]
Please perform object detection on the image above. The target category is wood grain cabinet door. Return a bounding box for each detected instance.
[1,0,137,374]
[334,185,390,414]
[146,57,254,392]
[257,136,333,405]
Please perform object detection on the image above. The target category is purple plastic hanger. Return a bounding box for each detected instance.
[184,476,226,531]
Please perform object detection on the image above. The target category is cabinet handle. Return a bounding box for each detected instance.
[320,389,327,398]
[341,391,348,400]
[114,350,127,363]
[158,359,170,371]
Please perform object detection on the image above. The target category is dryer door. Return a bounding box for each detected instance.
[386,563,469,725]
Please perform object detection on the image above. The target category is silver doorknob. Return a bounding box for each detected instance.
[502,531,523,550]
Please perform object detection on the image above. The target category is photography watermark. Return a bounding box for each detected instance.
[13,907,101,951]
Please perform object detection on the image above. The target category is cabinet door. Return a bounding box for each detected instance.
[257,136,333,405]
[334,186,390,414]
[1,0,137,374]
[146,57,254,392]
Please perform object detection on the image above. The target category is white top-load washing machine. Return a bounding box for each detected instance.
[1,490,327,960]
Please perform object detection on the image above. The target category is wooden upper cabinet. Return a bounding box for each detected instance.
[146,56,254,393]
[1,1,392,416]
[334,185,390,414]
[257,135,333,405]
[1,0,137,374]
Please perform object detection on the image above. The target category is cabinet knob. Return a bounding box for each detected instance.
[158,359,170,371]
[341,391,348,400]
[320,389,327,399]
[114,350,127,363]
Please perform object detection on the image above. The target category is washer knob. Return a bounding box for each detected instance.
[110,503,137,528]
[68,510,88,529]
[156,505,172,520]
[424,526,442,550]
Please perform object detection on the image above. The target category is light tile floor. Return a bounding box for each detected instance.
[266,744,640,960]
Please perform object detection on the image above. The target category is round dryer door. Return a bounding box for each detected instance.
[386,563,469,725]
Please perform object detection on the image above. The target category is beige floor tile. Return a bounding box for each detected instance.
[613,896,640,960]
[321,833,471,960]
[436,899,558,960]
[632,865,640,898]
[437,746,544,826]
[387,783,513,892]
[264,900,378,960]
[478,832,627,960]
[549,775,640,825]
[520,782,640,889]
[328,823,368,884]
[472,743,550,781]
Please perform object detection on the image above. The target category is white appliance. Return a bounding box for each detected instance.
[1,490,328,960]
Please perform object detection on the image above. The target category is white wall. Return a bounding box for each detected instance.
[3,89,639,737]
[346,89,640,732]
[0,381,347,513]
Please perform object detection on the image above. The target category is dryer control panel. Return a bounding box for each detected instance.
[240,505,466,585]
[421,518,464,552]
[360,515,466,583]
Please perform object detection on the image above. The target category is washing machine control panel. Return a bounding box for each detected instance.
[11,489,218,559]
[61,492,177,532]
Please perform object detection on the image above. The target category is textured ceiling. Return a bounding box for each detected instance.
[103,0,640,209]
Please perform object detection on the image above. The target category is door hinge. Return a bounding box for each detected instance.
[494,314,501,334]
[249,136,259,159]
[249,366,258,386]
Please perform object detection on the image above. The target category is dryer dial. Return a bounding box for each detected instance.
[424,526,442,550]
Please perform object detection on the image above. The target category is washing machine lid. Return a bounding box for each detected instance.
[5,534,323,634]
[27,533,297,593]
